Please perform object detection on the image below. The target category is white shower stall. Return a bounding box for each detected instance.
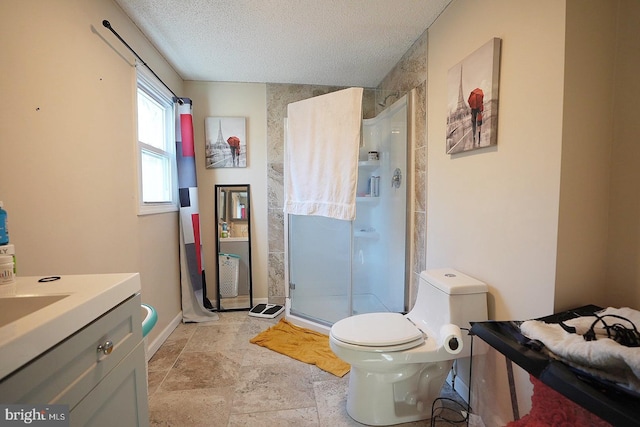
[285,94,409,331]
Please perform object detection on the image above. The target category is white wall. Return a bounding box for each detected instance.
[427,0,640,424]
[555,0,617,311]
[427,0,567,423]
[185,82,269,301]
[427,0,566,323]
[607,0,640,308]
[0,0,183,347]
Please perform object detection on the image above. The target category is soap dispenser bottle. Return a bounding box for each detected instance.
[0,202,8,246]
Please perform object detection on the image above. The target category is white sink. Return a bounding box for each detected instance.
[0,294,69,328]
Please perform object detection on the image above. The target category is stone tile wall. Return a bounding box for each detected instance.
[266,29,428,308]
[378,29,428,308]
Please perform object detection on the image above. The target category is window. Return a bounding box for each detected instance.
[136,68,177,215]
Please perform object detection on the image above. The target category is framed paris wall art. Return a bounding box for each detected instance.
[446,38,502,155]
[205,117,247,168]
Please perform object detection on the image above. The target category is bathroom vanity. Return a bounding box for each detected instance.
[0,273,149,426]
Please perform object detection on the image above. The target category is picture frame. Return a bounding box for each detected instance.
[205,117,247,168]
[446,38,502,155]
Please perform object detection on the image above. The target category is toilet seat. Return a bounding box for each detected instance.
[331,312,425,352]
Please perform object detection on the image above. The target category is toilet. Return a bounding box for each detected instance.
[329,268,488,426]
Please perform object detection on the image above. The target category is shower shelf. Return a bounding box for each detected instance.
[358,160,380,169]
[354,230,380,239]
[356,196,379,203]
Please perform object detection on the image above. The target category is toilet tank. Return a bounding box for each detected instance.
[407,268,488,333]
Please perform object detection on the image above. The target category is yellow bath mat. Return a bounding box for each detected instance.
[250,318,350,377]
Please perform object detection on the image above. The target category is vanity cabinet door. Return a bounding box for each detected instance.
[70,340,149,427]
[0,294,143,409]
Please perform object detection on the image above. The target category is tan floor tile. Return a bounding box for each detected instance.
[147,369,168,396]
[242,340,309,367]
[213,311,252,324]
[148,338,188,372]
[228,407,319,426]
[148,387,233,427]
[242,318,279,338]
[313,379,363,427]
[231,362,316,413]
[185,324,248,353]
[160,350,242,391]
[165,322,196,342]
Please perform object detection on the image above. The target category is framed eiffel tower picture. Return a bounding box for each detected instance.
[205,117,247,168]
[446,38,501,155]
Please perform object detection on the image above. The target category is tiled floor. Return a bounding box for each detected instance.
[147,311,467,426]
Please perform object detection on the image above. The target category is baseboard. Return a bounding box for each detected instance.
[145,311,183,361]
[447,369,470,404]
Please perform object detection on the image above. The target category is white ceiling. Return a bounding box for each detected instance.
[115,0,451,87]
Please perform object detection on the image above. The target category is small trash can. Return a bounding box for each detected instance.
[218,253,240,298]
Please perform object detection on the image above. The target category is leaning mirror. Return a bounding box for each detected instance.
[214,184,253,311]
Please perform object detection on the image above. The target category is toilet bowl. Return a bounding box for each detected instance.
[329,268,488,426]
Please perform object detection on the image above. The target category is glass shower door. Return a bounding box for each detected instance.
[288,214,352,326]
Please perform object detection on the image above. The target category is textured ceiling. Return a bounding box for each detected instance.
[114,0,451,87]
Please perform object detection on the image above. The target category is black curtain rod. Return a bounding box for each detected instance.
[102,20,184,105]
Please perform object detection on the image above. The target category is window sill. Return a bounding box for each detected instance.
[138,203,179,216]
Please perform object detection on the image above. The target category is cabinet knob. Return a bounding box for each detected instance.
[97,340,114,355]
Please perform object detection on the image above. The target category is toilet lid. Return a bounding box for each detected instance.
[331,312,424,348]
